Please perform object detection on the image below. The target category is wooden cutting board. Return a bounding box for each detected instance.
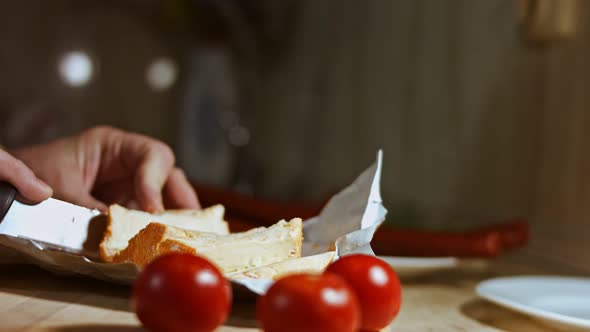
[0,257,564,331]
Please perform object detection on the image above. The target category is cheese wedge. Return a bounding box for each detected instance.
[112,218,303,272]
[225,251,335,280]
[100,204,229,262]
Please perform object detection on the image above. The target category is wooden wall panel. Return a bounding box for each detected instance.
[527,0,590,270]
[251,0,590,269]
[251,0,532,225]
[0,1,178,145]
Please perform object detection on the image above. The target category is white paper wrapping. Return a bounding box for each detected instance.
[0,151,387,296]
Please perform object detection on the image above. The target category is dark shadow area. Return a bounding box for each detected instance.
[461,299,557,332]
[82,214,108,259]
[225,298,258,328]
[49,324,143,332]
[0,264,131,312]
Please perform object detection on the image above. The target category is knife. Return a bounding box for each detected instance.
[0,182,102,252]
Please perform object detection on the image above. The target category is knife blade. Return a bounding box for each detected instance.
[0,182,101,251]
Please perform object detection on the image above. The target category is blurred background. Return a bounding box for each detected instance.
[0,0,588,269]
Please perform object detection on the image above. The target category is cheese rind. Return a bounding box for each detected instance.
[225,251,335,280]
[112,218,303,273]
[99,204,229,262]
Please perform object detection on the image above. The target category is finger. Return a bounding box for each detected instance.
[163,168,201,209]
[90,127,175,213]
[0,151,53,203]
[133,142,175,213]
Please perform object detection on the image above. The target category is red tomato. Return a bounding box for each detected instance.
[256,273,360,332]
[131,253,232,332]
[326,254,401,330]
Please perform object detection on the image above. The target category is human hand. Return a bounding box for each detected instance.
[10,126,200,212]
[0,149,53,203]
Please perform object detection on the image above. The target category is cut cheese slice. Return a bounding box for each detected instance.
[100,204,229,262]
[225,251,335,280]
[112,218,303,273]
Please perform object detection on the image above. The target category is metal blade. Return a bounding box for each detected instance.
[0,198,101,251]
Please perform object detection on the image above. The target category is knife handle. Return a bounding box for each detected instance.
[0,182,17,222]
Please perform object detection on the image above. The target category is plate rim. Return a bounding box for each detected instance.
[476,276,590,328]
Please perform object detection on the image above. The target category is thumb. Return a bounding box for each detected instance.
[0,150,53,203]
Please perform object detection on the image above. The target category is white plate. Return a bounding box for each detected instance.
[378,256,458,278]
[476,276,590,331]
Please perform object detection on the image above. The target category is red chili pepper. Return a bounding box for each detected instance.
[372,227,503,258]
[194,182,323,225]
[467,219,529,250]
[193,182,529,258]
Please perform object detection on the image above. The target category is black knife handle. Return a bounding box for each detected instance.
[0,182,17,222]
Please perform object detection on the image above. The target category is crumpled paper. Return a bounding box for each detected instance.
[0,151,387,296]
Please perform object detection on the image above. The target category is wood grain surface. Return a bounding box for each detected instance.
[0,253,580,332]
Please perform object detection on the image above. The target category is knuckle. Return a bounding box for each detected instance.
[152,142,175,165]
[172,167,186,179]
[0,150,10,164]
[12,158,27,171]
[0,154,31,179]
[2,153,22,170]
